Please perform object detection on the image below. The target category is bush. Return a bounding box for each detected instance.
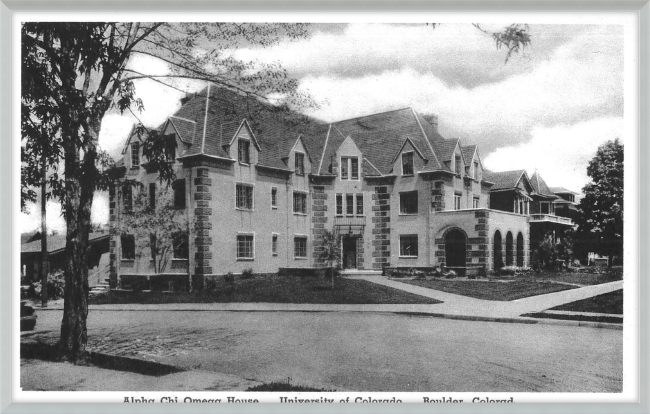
[30,271,65,300]
[224,272,235,284]
[241,268,254,279]
[205,277,218,292]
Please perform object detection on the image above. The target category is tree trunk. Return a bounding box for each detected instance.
[40,159,48,308]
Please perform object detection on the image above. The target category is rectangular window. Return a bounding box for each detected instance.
[336,194,343,216]
[400,235,418,257]
[295,152,305,176]
[238,140,250,164]
[131,142,140,167]
[173,179,186,209]
[272,234,278,256]
[473,196,480,209]
[351,157,359,180]
[172,231,189,259]
[122,185,133,213]
[474,161,479,179]
[121,234,135,260]
[399,191,418,215]
[356,193,364,216]
[340,157,349,180]
[402,152,414,175]
[455,155,461,175]
[236,184,254,210]
[294,236,307,258]
[454,192,462,210]
[164,133,177,162]
[346,194,354,216]
[541,202,550,215]
[236,234,254,259]
[149,183,156,210]
[293,192,307,214]
[271,187,277,209]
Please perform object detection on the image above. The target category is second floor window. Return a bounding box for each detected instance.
[399,191,418,215]
[121,234,135,260]
[295,152,305,176]
[271,187,277,208]
[474,161,479,179]
[336,194,343,215]
[402,152,414,175]
[238,140,250,164]
[473,196,480,209]
[455,155,461,175]
[172,231,189,259]
[173,179,186,209]
[356,194,364,215]
[123,184,133,213]
[454,192,462,210]
[131,141,140,167]
[293,192,307,214]
[541,202,550,215]
[346,194,354,215]
[236,184,253,210]
[340,157,359,180]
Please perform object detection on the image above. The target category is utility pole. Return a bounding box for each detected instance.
[40,154,48,307]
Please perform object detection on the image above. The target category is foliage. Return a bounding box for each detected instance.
[576,139,624,267]
[318,229,342,289]
[29,271,66,300]
[534,231,574,271]
[241,268,254,279]
[247,378,334,392]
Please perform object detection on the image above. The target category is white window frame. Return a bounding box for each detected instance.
[473,196,480,209]
[235,183,254,211]
[336,193,343,216]
[236,232,255,260]
[292,191,308,215]
[340,156,360,181]
[356,193,364,216]
[294,151,305,176]
[271,187,278,209]
[399,191,419,215]
[399,234,419,258]
[473,161,479,179]
[293,235,308,259]
[454,192,462,210]
[131,141,140,167]
[401,151,414,176]
[238,139,251,165]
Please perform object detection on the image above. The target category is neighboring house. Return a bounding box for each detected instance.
[20,232,110,287]
[109,84,566,289]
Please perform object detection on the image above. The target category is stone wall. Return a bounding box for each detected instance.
[311,184,329,266]
[371,186,391,269]
[194,167,213,281]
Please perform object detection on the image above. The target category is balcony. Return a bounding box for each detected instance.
[529,214,573,226]
[333,216,366,236]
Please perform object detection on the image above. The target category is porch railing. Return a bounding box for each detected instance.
[529,214,573,225]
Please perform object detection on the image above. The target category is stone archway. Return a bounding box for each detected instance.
[516,232,524,267]
[445,228,466,268]
[506,232,514,266]
[493,230,503,270]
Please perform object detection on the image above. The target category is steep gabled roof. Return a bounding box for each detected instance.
[168,116,196,144]
[461,145,477,164]
[530,172,556,197]
[433,139,460,168]
[483,169,528,191]
[550,186,579,195]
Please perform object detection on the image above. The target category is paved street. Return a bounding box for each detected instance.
[28,309,623,392]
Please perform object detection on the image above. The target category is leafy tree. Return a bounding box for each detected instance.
[318,229,342,290]
[116,185,188,275]
[576,139,624,268]
[21,22,313,362]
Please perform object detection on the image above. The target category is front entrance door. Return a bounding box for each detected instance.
[342,237,357,269]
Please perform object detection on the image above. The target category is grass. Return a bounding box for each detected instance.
[89,275,442,305]
[399,279,577,301]
[532,271,622,286]
[550,289,623,314]
[247,380,334,392]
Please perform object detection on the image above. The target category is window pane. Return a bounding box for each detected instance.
[121,234,135,260]
[351,157,359,179]
[346,194,354,215]
[356,194,364,215]
[455,155,461,175]
[340,157,348,180]
[402,153,414,175]
[174,179,186,209]
[272,235,278,255]
[294,237,307,258]
[172,232,189,259]
[295,153,304,175]
[131,142,139,167]
[271,188,277,207]
[400,235,418,257]
[238,140,250,164]
[454,193,461,210]
[336,194,343,215]
[237,235,254,258]
[399,191,418,214]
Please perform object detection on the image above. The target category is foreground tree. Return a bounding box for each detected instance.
[318,229,342,290]
[21,22,312,362]
[576,139,624,268]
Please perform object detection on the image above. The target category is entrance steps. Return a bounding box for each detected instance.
[340,269,383,278]
[89,278,111,295]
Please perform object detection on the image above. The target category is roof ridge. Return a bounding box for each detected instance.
[331,107,413,125]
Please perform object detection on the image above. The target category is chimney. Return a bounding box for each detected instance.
[422,114,439,132]
[180,92,194,106]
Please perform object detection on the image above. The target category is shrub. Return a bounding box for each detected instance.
[241,268,254,279]
[30,271,65,300]
[205,277,218,292]
[224,272,235,284]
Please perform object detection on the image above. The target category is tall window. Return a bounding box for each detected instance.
[294,237,307,258]
[541,202,550,215]
[236,184,254,210]
[173,179,186,209]
[121,234,135,260]
[455,155,461,175]
[356,194,364,215]
[172,232,189,259]
[271,187,277,209]
[454,192,462,210]
[272,234,278,256]
[236,234,254,259]
[400,235,418,257]
[346,194,354,216]
[293,192,307,214]
[340,157,359,180]
[164,133,177,161]
[399,191,418,215]
[473,196,480,209]
[238,140,251,164]
[131,142,140,167]
[149,183,156,210]
[473,161,479,179]
[123,185,133,213]
[402,152,414,175]
[294,152,305,176]
[336,194,343,216]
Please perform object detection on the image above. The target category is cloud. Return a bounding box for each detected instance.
[483,116,624,193]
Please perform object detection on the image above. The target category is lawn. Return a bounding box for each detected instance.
[398,279,576,301]
[533,271,622,286]
[89,275,442,305]
[550,289,623,314]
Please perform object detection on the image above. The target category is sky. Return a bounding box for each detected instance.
[21,22,625,233]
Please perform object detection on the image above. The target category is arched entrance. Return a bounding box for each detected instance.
[506,232,514,266]
[516,233,524,267]
[445,229,466,268]
[493,231,503,270]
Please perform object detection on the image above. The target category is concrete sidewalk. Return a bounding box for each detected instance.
[32,277,623,329]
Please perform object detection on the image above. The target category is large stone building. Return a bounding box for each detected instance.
[109,84,573,289]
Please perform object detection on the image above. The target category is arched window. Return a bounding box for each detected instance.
[493,231,503,270]
[506,232,514,266]
[445,229,466,268]
[516,232,524,267]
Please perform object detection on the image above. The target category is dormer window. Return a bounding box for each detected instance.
[455,155,461,175]
[238,140,250,164]
[295,152,305,176]
[474,161,479,179]
[402,152,414,176]
[131,142,140,167]
[340,157,359,180]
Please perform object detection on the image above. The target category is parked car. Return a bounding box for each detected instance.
[20,301,37,331]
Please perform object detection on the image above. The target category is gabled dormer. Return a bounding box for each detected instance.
[225,119,261,165]
[288,135,313,176]
[392,137,427,176]
[335,136,362,181]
